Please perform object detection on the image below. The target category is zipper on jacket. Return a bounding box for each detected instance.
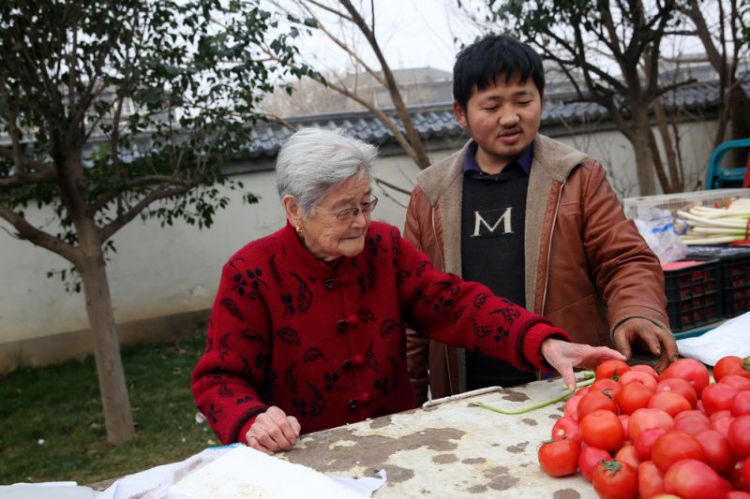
[430,204,445,271]
[431,203,454,395]
[540,178,567,313]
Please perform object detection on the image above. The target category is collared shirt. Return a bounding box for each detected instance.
[463,141,533,177]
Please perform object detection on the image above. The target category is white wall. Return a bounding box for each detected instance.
[0,152,433,348]
[0,119,719,368]
[560,120,719,198]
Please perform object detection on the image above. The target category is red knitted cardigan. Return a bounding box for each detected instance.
[191,221,569,443]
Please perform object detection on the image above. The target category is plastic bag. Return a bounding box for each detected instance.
[634,208,688,264]
[676,311,750,365]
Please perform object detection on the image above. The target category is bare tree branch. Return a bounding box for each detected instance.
[0,170,57,187]
[0,203,79,264]
[337,0,430,167]
[374,176,411,196]
[262,113,300,132]
[100,183,198,241]
[258,44,421,162]
[271,0,386,86]
[302,0,354,22]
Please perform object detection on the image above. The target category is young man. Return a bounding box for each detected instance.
[404,34,677,402]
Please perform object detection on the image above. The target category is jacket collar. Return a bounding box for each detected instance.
[414,134,591,308]
[417,135,588,203]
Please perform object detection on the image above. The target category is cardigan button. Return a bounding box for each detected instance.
[324,278,336,290]
[336,320,348,334]
[348,392,372,411]
[342,354,364,370]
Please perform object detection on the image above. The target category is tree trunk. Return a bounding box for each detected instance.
[78,237,135,444]
[631,109,658,195]
[730,85,750,164]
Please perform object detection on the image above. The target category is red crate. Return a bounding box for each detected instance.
[685,246,750,318]
[664,259,722,330]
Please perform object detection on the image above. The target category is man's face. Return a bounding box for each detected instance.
[454,73,543,174]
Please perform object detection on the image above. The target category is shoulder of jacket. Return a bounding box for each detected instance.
[228,226,285,264]
[534,135,596,180]
[415,140,470,201]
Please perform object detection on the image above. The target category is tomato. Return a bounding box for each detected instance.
[628,408,675,442]
[638,460,665,499]
[592,459,638,499]
[651,431,706,472]
[619,414,629,436]
[581,409,626,451]
[616,381,655,415]
[656,378,698,408]
[659,358,711,396]
[578,390,618,420]
[579,445,611,482]
[647,391,691,417]
[721,374,750,392]
[744,459,750,490]
[564,393,584,421]
[673,413,711,435]
[663,459,732,499]
[675,409,711,423]
[631,364,659,380]
[620,370,658,390]
[710,409,733,422]
[615,444,640,470]
[728,415,750,459]
[596,359,631,380]
[538,438,580,477]
[551,416,582,442]
[592,378,622,398]
[693,429,733,474]
[719,374,750,392]
[701,382,738,415]
[714,355,750,381]
[711,414,732,439]
[635,427,668,460]
[726,491,750,499]
[730,459,750,491]
[732,391,750,416]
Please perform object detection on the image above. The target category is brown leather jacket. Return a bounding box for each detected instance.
[404,136,669,402]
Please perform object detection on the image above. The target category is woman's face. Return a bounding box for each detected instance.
[296,175,375,262]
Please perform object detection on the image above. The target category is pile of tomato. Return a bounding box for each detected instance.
[538,356,750,499]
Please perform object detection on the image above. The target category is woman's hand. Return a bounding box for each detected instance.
[541,338,627,391]
[245,406,301,454]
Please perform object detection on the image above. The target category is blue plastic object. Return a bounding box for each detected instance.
[704,138,750,190]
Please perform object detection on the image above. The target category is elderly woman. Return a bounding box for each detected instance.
[192,128,624,454]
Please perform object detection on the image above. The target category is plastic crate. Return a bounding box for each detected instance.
[686,246,750,318]
[622,188,750,220]
[664,259,722,330]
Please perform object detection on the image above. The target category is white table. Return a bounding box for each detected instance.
[281,379,596,498]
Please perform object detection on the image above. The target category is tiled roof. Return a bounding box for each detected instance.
[247,76,748,159]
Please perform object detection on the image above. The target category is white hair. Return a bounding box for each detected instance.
[275,128,377,216]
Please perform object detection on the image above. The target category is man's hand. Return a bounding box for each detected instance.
[245,406,301,454]
[613,317,678,372]
[541,338,626,391]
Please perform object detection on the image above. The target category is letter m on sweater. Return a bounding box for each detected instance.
[471,207,513,237]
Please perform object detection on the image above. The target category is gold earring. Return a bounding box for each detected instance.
[295,224,302,234]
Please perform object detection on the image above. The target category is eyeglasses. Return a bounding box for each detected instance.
[331,196,379,222]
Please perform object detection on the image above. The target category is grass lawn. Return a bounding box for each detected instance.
[0,331,220,486]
